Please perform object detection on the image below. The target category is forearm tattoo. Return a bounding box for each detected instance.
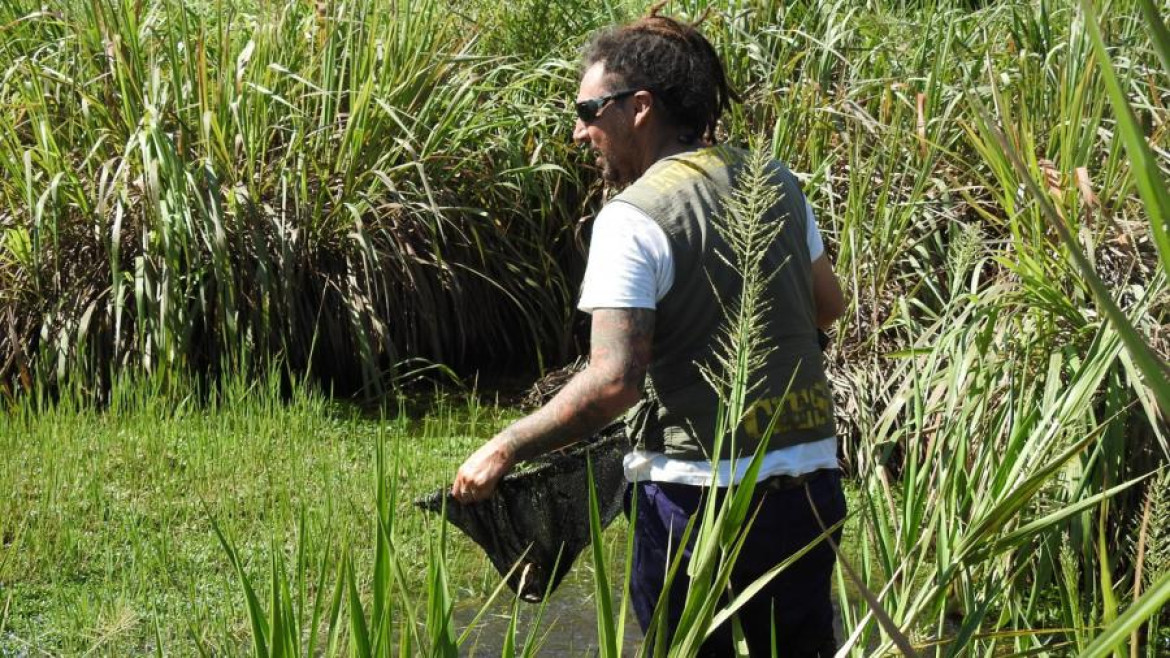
[501,308,655,461]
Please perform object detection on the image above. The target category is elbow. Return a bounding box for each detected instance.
[605,377,643,412]
[619,383,643,411]
[810,257,846,329]
[591,365,644,413]
[817,297,845,329]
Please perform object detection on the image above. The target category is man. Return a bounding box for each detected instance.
[453,9,847,656]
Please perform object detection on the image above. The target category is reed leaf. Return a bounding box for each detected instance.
[971,74,1170,417]
[586,455,618,657]
[1081,569,1170,658]
[1080,0,1170,274]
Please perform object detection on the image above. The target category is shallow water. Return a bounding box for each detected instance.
[455,576,643,656]
[455,577,847,656]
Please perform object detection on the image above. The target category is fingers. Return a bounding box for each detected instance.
[453,438,514,504]
[452,461,495,503]
[451,473,492,503]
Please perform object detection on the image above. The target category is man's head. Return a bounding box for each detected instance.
[572,7,738,185]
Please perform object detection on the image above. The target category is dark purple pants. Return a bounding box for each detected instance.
[625,470,846,657]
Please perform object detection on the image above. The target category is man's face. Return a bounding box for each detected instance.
[572,62,638,185]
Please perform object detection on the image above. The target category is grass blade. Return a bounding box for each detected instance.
[971,79,1170,418]
[1137,0,1170,82]
[1080,570,1170,658]
[1080,0,1170,273]
[208,516,269,657]
[586,455,617,657]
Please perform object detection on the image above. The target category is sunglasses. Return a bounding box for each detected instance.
[575,89,639,123]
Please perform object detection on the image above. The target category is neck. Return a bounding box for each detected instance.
[636,131,706,179]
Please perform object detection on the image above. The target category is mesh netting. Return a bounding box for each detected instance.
[415,426,629,602]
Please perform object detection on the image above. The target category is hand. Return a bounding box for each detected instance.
[452,437,515,503]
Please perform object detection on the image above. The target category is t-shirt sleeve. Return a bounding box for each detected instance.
[578,201,674,313]
[805,198,825,261]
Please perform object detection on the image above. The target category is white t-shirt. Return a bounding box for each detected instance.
[578,198,838,485]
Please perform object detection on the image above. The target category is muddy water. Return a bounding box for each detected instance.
[455,576,643,656]
[455,577,846,656]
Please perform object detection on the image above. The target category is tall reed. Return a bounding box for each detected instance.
[0,0,601,398]
[3,0,1168,654]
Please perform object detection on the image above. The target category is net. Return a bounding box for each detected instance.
[415,426,629,602]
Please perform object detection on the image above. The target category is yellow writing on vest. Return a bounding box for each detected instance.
[641,148,734,195]
[741,381,833,440]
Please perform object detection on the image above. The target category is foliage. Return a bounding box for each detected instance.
[2,0,1168,655]
[0,0,593,397]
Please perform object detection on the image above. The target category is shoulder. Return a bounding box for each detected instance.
[595,199,654,227]
[593,201,667,246]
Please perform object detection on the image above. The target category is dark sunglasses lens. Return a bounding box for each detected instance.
[576,100,600,122]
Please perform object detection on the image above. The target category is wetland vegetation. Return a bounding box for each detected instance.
[1,0,1169,654]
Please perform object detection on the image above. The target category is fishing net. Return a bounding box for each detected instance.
[414,424,629,602]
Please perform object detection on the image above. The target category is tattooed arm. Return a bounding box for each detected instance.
[452,308,654,502]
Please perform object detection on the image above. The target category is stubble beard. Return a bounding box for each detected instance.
[600,159,619,184]
[598,153,628,186]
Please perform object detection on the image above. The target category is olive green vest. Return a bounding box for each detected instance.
[616,146,835,461]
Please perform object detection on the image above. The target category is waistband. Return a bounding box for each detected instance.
[647,468,837,501]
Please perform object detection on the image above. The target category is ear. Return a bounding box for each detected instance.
[631,90,655,128]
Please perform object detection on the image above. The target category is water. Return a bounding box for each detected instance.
[456,577,643,656]
[455,579,847,655]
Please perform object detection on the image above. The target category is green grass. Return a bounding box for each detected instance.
[0,378,532,653]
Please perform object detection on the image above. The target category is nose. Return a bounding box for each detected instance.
[572,118,588,145]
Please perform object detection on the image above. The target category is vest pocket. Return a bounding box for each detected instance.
[624,396,665,453]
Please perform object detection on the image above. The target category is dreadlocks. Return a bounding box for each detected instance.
[582,4,740,144]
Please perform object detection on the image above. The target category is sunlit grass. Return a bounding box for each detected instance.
[1,0,1167,654]
[0,377,524,653]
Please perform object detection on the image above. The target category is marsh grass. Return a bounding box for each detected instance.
[0,0,602,397]
[0,374,536,653]
[2,0,1169,654]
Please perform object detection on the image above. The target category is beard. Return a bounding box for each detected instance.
[599,155,619,183]
[597,153,630,186]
